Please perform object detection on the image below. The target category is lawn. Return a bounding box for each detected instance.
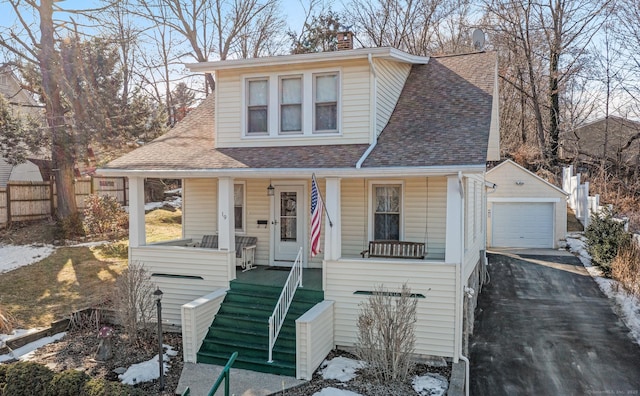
[0,209,182,329]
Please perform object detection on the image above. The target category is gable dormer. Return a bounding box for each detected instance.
[187,48,429,149]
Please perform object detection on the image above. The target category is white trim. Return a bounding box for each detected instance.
[488,197,562,203]
[278,74,304,135]
[367,180,404,241]
[312,71,341,134]
[97,165,487,179]
[187,47,429,72]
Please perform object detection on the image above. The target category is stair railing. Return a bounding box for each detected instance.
[181,351,238,396]
[268,247,303,363]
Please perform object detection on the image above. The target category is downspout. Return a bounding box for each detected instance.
[356,53,379,169]
[457,171,470,396]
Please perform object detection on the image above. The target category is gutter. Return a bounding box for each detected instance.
[356,53,379,169]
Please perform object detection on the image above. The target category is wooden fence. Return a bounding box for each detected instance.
[0,176,128,228]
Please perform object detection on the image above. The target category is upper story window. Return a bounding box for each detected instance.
[243,69,340,137]
[280,76,302,133]
[314,73,338,132]
[247,79,268,135]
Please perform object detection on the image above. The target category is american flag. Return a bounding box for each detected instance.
[310,176,323,257]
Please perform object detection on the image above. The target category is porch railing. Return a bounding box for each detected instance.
[268,247,303,363]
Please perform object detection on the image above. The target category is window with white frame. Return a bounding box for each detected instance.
[247,79,268,134]
[280,76,302,133]
[314,73,338,132]
[373,184,401,240]
[234,183,245,232]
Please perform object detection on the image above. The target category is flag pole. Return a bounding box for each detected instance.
[312,173,333,227]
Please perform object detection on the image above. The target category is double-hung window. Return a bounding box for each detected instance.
[247,79,268,134]
[280,76,302,133]
[314,73,338,132]
[373,184,401,240]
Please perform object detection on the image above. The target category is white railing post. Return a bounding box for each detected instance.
[268,247,303,363]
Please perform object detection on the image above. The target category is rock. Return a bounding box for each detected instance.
[113,367,127,375]
[96,337,113,361]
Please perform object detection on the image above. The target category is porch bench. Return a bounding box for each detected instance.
[200,235,257,271]
[360,240,426,260]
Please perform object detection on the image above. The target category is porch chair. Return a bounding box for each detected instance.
[200,234,257,271]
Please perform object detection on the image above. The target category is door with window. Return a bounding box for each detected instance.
[273,185,305,264]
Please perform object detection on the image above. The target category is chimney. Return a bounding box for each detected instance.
[336,31,353,51]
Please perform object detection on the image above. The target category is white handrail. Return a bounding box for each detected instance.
[268,247,303,363]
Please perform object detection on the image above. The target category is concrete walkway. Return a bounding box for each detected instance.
[175,362,306,396]
[470,249,640,396]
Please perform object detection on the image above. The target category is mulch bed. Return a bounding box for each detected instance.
[24,325,183,396]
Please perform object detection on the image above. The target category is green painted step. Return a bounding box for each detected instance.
[197,279,324,376]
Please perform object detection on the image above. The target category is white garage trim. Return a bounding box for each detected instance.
[488,197,562,203]
[491,202,555,248]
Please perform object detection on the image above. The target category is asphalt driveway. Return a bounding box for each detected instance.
[470,249,640,396]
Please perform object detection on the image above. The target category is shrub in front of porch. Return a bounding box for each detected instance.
[113,261,155,345]
[355,283,417,382]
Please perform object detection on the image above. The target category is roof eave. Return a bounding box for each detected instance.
[186,47,429,72]
[97,164,484,179]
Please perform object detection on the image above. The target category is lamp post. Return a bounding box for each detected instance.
[153,287,164,391]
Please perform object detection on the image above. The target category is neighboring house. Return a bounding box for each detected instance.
[100,46,499,380]
[0,65,47,185]
[486,160,568,249]
[560,116,640,167]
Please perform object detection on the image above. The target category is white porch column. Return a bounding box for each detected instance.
[324,178,341,260]
[128,176,146,248]
[445,175,463,263]
[217,177,235,251]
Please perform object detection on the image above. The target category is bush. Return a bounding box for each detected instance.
[114,261,155,345]
[83,194,128,237]
[0,305,16,334]
[355,283,417,382]
[47,370,91,396]
[3,361,54,396]
[584,208,631,277]
[0,364,7,396]
[83,378,143,396]
[611,239,640,298]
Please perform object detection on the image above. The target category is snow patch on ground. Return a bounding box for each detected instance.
[118,344,178,385]
[319,357,364,382]
[0,332,66,363]
[312,388,363,396]
[412,373,448,396]
[566,233,640,346]
[0,244,57,274]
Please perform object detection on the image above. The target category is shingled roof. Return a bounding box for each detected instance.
[362,51,496,168]
[103,51,496,173]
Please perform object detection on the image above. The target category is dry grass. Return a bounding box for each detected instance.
[612,240,640,298]
[0,209,183,329]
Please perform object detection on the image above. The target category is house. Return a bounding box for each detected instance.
[560,116,640,167]
[99,45,499,382]
[0,64,47,185]
[486,160,568,249]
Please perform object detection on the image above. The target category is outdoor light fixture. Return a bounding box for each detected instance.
[267,180,275,196]
[153,287,164,391]
[515,180,525,186]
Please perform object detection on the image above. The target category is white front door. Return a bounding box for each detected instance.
[273,185,305,264]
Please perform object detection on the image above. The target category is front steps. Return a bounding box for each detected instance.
[196,279,324,376]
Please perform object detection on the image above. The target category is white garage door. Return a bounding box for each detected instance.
[492,202,554,248]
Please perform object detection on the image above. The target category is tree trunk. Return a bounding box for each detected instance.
[39,0,78,219]
[549,50,560,163]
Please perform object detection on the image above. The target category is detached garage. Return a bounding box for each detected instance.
[486,160,568,249]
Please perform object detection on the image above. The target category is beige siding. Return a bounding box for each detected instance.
[215,59,371,148]
[486,161,567,248]
[244,179,271,265]
[131,245,232,325]
[182,288,227,363]
[374,59,411,135]
[463,175,486,280]
[183,178,217,240]
[324,259,457,357]
[296,301,335,380]
[340,177,446,260]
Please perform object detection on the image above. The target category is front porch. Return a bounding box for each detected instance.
[235,265,323,291]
